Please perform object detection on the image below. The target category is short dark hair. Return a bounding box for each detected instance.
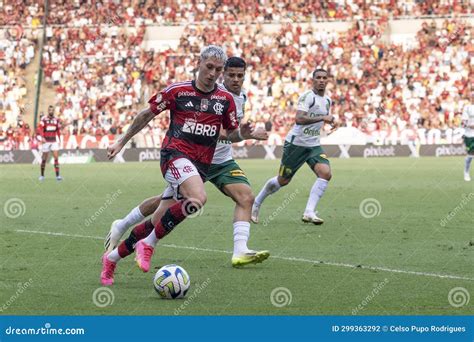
[225,56,246,70]
[312,68,328,78]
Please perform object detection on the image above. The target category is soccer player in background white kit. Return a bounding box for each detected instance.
[252,68,336,225]
[462,100,474,181]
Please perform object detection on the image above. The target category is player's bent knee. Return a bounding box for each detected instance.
[315,164,332,181]
[235,191,255,208]
[187,193,207,207]
[277,176,291,186]
[321,172,332,181]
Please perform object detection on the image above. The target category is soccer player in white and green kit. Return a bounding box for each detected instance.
[252,68,336,225]
[462,101,474,181]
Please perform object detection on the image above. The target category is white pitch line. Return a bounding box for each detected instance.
[15,229,474,281]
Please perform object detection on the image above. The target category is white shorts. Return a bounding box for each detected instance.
[41,142,59,153]
[163,158,200,200]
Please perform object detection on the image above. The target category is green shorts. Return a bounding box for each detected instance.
[206,159,250,192]
[464,136,474,154]
[279,141,329,180]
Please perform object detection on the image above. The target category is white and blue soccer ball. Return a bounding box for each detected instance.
[153,264,190,299]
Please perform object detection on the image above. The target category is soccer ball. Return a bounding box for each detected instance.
[153,264,190,299]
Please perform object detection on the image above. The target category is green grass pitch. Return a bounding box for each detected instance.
[0,157,472,315]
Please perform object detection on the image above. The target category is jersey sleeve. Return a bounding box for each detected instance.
[148,88,172,116]
[297,91,312,112]
[222,97,239,130]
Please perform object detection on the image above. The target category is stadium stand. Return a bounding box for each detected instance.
[0,32,36,150]
[0,1,472,149]
[1,0,471,26]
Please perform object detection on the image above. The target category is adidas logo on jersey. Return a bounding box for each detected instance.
[185,101,194,107]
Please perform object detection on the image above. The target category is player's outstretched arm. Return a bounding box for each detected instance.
[225,122,268,142]
[107,107,155,159]
[295,110,334,125]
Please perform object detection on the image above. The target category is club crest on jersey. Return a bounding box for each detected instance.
[213,102,224,115]
[155,94,162,103]
[200,99,209,111]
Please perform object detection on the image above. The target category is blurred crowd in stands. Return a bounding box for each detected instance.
[0,31,36,150]
[0,1,472,149]
[1,0,471,26]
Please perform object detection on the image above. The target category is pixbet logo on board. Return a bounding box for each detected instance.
[139,149,160,162]
[363,146,395,158]
[0,152,14,163]
[435,145,466,157]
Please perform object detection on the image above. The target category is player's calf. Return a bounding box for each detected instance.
[100,220,155,284]
[40,157,47,179]
[105,220,155,262]
[137,198,201,272]
[252,176,288,223]
[464,155,473,181]
[54,157,60,178]
[304,163,331,222]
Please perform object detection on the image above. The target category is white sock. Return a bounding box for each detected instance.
[143,228,159,247]
[107,248,121,263]
[116,206,145,235]
[304,178,329,216]
[233,221,250,255]
[465,156,473,173]
[255,176,281,206]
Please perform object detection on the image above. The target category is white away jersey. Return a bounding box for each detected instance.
[462,104,474,137]
[285,90,331,147]
[211,86,246,164]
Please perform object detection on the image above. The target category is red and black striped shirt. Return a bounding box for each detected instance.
[149,80,238,177]
[39,117,61,142]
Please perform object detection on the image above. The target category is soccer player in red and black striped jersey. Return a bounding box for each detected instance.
[103,46,251,281]
[38,105,62,181]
